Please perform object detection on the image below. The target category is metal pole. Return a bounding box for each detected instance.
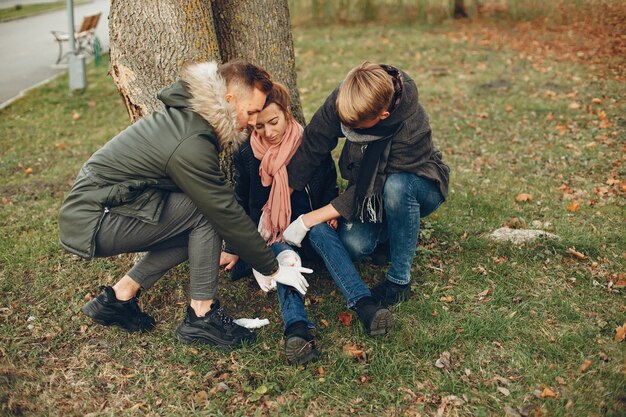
[67,0,87,91]
[66,0,76,53]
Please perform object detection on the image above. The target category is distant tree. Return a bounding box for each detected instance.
[454,0,469,19]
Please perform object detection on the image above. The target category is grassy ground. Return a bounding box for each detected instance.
[0,0,89,22]
[1,21,624,417]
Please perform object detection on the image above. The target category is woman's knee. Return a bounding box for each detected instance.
[339,222,377,260]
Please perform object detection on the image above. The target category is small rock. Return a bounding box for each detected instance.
[488,227,559,244]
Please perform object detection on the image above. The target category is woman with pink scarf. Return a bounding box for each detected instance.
[220,83,338,364]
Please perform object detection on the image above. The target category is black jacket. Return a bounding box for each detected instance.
[227,138,338,279]
[287,66,450,220]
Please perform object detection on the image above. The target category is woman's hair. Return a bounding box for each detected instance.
[263,82,292,120]
[336,61,394,127]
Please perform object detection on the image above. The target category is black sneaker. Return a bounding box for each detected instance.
[371,280,413,307]
[81,286,155,333]
[284,321,319,365]
[174,301,255,349]
[353,296,394,336]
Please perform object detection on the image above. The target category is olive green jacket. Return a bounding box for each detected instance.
[58,62,278,276]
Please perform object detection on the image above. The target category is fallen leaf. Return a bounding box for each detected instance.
[477,289,491,299]
[567,202,580,212]
[343,343,367,362]
[505,105,513,113]
[515,193,533,202]
[317,366,325,376]
[568,101,581,109]
[338,311,353,327]
[320,319,330,328]
[497,386,510,396]
[615,323,626,342]
[54,143,66,149]
[440,295,454,303]
[72,111,81,121]
[193,390,208,403]
[540,387,557,398]
[25,167,33,175]
[567,247,587,260]
[555,376,566,385]
[579,359,592,372]
[435,351,453,370]
[591,97,602,104]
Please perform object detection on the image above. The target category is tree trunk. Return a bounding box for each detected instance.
[454,0,469,19]
[108,0,221,122]
[211,0,305,124]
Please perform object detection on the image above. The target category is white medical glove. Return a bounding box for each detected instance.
[253,264,312,296]
[276,249,301,268]
[257,211,271,241]
[282,215,310,248]
[252,269,277,292]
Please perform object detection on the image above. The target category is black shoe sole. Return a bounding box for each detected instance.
[81,299,154,333]
[174,323,255,349]
[368,308,394,336]
[285,336,319,365]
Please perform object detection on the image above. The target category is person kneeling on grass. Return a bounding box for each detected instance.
[219,82,339,364]
[283,61,450,308]
[58,60,310,349]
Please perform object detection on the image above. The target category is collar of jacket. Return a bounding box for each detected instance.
[180,62,248,151]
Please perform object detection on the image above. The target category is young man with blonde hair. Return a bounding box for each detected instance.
[282,62,449,326]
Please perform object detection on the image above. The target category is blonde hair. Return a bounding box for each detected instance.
[336,62,394,128]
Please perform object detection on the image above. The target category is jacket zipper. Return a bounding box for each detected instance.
[89,206,109,258]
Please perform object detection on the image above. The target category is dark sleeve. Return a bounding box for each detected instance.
[233,148,250,215]
[330,185,356,221]
[166,136,277,275]
[287,87,343,191]
[319,156,339,207]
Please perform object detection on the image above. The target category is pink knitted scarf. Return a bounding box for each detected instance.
[250,119,303,244]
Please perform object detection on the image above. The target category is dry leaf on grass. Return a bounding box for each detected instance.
[338,311,353,327]
[566,202,580,212]
[440,295,454,303]
[515,193,533,202]
[567,247,587,260]
[540,387,558,398]
[435,351,453,370]
[579,359,592,372]
[343,343,367,362]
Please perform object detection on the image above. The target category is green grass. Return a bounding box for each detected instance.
[1,23,625,416]
[0,0,89,22]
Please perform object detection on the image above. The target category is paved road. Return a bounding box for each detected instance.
[0,0,109,106]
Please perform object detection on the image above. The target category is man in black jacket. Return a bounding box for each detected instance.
[282,62,450,312]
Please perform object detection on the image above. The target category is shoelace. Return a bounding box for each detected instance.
[215,307,234,326]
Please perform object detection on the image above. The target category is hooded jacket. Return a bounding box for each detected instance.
[58,62,278,276]
[286,66,450,220]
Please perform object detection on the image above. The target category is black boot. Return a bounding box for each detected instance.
[371,280,413,307]
[284,321,319,365]
[81,286,155,332]
[174,301,255,349]
[353,296,394,336]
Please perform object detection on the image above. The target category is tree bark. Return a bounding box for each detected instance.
[211,0,305,124]
[108,0,221,122]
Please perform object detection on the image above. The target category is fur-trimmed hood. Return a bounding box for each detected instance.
[157,62,247,150]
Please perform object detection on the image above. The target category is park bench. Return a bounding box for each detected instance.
[50,12,101,64]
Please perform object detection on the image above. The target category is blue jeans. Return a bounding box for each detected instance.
[270,242,314,331]
[338,173,444,285]
[308,224,371,309]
